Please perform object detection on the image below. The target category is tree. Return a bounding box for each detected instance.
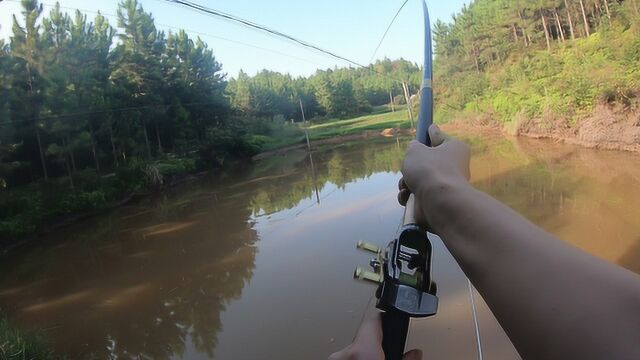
[579,0,591,36]
[112,0,163,159]
[10,0,49,180]
[564,0,576,40]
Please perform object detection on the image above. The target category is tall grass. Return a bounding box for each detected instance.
[0,318,60,359]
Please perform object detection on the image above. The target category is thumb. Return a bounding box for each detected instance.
[403,349,423,360]
[428,124,447,147]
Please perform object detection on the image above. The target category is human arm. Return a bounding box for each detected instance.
[399,125,640,359]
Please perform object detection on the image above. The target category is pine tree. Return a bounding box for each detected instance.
[10,0,49,180]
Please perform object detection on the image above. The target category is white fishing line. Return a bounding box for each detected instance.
[467,278,484,360]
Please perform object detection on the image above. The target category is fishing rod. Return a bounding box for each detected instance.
[353,1,437,360]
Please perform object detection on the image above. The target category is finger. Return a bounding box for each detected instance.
[398,177,407,191]
[354,309,383,344]
[407,139,423,149]
[397,189,410,206]
[428,124,448,147]
[403,349,423,360]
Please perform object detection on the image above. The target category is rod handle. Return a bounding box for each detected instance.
[381,311,410,360]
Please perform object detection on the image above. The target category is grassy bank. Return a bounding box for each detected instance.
[0,318,60,359]
[260,107,412,151]
[308,109,411,139]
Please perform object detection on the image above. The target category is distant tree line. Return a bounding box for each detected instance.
[227,59,421,121]
[0,0,421,188]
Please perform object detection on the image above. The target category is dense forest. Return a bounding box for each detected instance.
[0,0,421,241]
[432,0,640,125]
[0,0,420,188]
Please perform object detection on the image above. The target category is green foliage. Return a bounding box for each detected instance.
[307,110,411,140]
[1,0,229,189]
[242,117,306,151]
[2,0,422,197]
[227,59,421,121]
[154,158,196,177]
[434,0,640,125]
[0,155,204,242]
[0,317,61,360]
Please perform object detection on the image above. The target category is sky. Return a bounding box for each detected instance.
[0,0,469,78]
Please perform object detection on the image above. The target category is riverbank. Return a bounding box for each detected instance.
[0,109,413,252]
[0,317,60,359]
[4,102,638,251]
[0,157,206,253]
[447,104,640,153]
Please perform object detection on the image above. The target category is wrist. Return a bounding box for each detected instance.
[418,176,471,233]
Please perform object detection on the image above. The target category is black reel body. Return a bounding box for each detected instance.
[354,223,438,317]
[354,223,438,360]
[376,224,438,317]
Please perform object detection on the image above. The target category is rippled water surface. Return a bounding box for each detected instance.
[1,131,639,359]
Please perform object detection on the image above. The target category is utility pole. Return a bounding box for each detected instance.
[389,90,395,112]
[300,98,311,152]
[300,98,320,204]
[402,82,415,129]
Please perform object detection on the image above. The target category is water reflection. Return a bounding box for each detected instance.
[463,131,640,270]
[0,133,639,359]
[0,180,259,359]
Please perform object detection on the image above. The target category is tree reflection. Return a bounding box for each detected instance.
[0,181,258,359]
[248,138,406,215]
[2,134,639,359]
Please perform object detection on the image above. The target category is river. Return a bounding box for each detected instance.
[0,130,639,359]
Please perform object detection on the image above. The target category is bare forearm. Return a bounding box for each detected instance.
[423,182,640,359]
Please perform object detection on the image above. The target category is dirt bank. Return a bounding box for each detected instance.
[447,105,640,153]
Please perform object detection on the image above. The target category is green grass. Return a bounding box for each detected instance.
[0,318,61,359]
[307,109,411,141]
[309,110,410,140]
[257,108,411,151]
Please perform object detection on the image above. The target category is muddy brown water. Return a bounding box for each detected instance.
[1,131,639,359]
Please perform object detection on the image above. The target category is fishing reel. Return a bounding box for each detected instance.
[354,223,438,318]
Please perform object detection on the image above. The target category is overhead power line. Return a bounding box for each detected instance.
[7,0,407,83]
[5,0,330,68]
[162,0,371,69]
[160,0,405,83]
[369,0,409,63]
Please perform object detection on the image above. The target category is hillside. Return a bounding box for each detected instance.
[433,0,640,150]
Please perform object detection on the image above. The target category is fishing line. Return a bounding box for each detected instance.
[369,0,409,63]
[353,292,376,341]
[467,278,484,360]
[163,0,370,69]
